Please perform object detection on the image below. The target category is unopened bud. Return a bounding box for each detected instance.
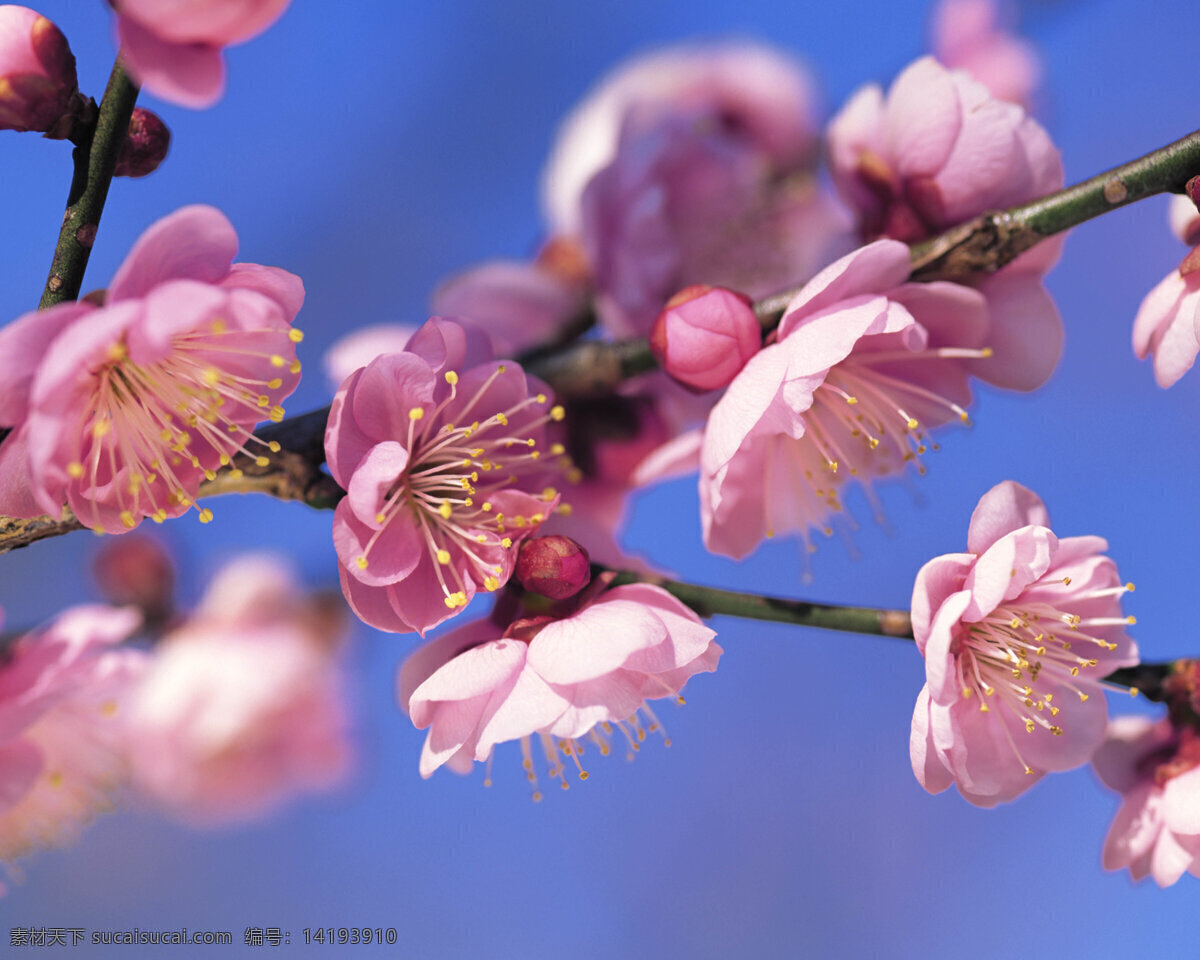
[515,535,591,600]
[114,107,170,177]
[0,5,83,136]
[92,533,175,626]
[650,285,761,392]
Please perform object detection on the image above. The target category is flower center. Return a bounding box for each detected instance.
[957,587,1134,774]
[68,321,300,529]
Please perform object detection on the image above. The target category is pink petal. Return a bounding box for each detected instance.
[527,597,668,684]
[888,281,989,348]
[0,428,44,519]
[910,686,954,794]
[885,58,963,179]
[0,302,92,424]
[117,0,291,47]
[324,324,420,391]
[700,340,791,474]
[344,442,409,527]
[397,618,500,714]
[109,205,238,300]
[332,501,422,587]
[386,555,476,637]
[1150,825,1195,887]
[220,263,304,321]
[1103,782,1163,871]
[966,271,1063,391]
[349,353,438,446]
[962,524,1056,620]
[408,639,527,724]
[910,552,974,654]
[777,240,912,336]
[117,16,225,110]
[473,665,570,758]
[0,739,42,812]
[966,480,1050,555]
[1162,766,1200,836]
[923,589,972,703]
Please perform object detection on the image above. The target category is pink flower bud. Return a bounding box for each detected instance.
[0,5,81,135]
[650,285,761,392]
[515,536,591,600]
[114,107,170,178]
[92,533,176,625]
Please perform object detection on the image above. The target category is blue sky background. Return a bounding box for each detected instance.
[2,0,1197,955]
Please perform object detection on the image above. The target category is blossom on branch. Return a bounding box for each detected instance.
[910,481,1139,807]
[700,239,1035,560]
[1132,195,1200,388]
[0,4,83,136]
[1092,714,1200,886]
[125,555,353,826]
[399,583,720,796]
[0,205,304,533]
[930,0,1041,109]
[325,318,565,635]
[0,604,146,886]
[113,0,292,109]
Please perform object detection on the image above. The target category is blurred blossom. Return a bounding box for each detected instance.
[827,55,1064,391]
[325,318,566,635]
[431,260,588,357]
[910,481,1139,807]
[399,583,720,796]
[92,534,176,629]
[125,555,353,826]
[1133,195,1200,387]
[1093,714,1200,886]
[113,106,170,178]
[650,285,761,392]
[930,0,1041,109]
[0,205,304,533]
[323,323,421,392]
[0,604,147,888]
[699,239,1020,561]
[113,0,292,109]
[0,4,85,136]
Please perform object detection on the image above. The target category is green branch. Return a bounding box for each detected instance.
[40,58,139,308]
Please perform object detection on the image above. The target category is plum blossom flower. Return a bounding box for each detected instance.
[0,205,304,534]
[1132,195,1200,388]
[125,555,353,825]
[0,604,147,883]
[910,481,1139,807]
[399,583,720,796]
[325,318,565,635]
[1092,715,1200,886]
[700,239,1043,561]
[113,0,292,109]
[930,0,1041,109]
[0,4,85,136]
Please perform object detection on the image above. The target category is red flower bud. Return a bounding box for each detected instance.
[92,534,175,625]
[650,285,761,392]
[515,535,591,600]
[115,107,170,178]
[0,6,82,135]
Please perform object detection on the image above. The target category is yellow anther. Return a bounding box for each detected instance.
[228,469,243,480]
[481,501,492,512]
[906,417,918,429]
[198,508,214,524]
[484,576,500,591]
[498,364,507,373]
[476,534,487,543]
[257,395,270,408]
[204,470,217,481]
[289,360,301,374]
[202,367,221,386]
[550,405,565,421]
[219,454,230,466]
[556,503,572,516]
[846,396,859,405]
[93,419,111,438]
[1024,719,1036,733]
[67,461,85,478]
[1125,582,1135,592]
[356,556,369,570]
[496,413,509,427]
[267,378,283,390]
[288,328,304,343]
[375,512,387,524]
[979,702,990,713]
[1126,615,1137,625]
[268,441,281,453]
[445,371,459,385]
[980,347,994,358]
[542,487,558,501]
[536,393,547,404]
[549,443,565,455]
[270,354,286,368]
[255,456,269,467]
[436,549,452,565]
[211,318,227,334]
[961,687,974,699]
[119,510,136,529]
[501,537,512,548]
[107,342,127,362]
[439,501,452,520]
[409,407,425,420]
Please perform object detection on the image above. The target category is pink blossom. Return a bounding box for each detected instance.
[930,0,1041,109]
[325,317,564,635]
[125,555,353,826]
[431,260,588,357]
[1132,199,1200,388]
[113,0,291,109]
[910,481,1139,807]
[0,5,80,135]
[1093,715,1200,886]
[0,604,146,872]
[699,239,1049,560]
[0,205,303,534]
[542,42,820,237]
[515,534,591,600]
[828,55,1060,243]
[400,583,720,795]
[650,285,762,392]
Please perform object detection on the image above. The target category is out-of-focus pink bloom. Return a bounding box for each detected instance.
[325,318,564,635]
[323,323,420,392]
[113,0,291,109]
[431,260,588,357]
[1093,715,1200,886]
[699,239,1047,560]
[1133,196,1200,388]
[910,481,1139,807]
[400,583,720,794]
[931,0,1041,109]
[581,110,852,337]
[0,604,146,871]
[543,42,820,236]
[0,205,304,533]
[828,56,1061,243]
[125,555,353,826]
[650,285,761,392]
[92,534,176,627]
[113,107,170,178]
[0,5,81,135]
[515,535,591,600]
